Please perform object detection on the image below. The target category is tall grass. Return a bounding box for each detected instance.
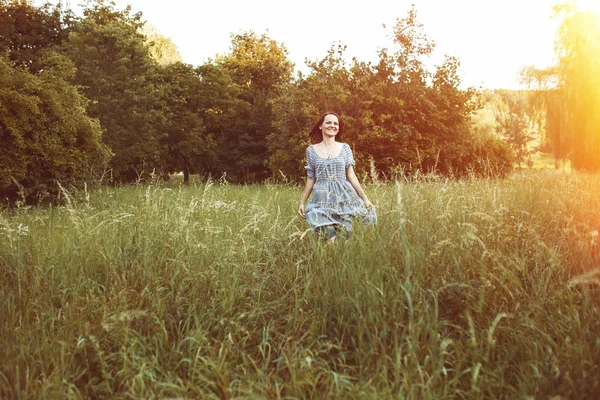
[1,171,599,398]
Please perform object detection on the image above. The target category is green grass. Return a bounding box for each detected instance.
[1,171,600,399]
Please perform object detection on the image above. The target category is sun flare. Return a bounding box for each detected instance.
[576,0,600,15]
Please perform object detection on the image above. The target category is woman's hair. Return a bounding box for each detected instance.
[309,112,344,144]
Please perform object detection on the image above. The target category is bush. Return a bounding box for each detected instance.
[0,54,111,204]
[467,133,515,178]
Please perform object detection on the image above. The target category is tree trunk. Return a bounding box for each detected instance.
[183,157,190,185]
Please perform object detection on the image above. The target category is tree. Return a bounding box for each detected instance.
[492,91,538,167]
[0,53,111,202]
[268,6,509,181]
[266,77,317,181]
[152,62,216,183]
[61,0,163,181]
[142,23,182,66]
[522,4,600,170]
[555,5,600,170]
[215,31,294,181]
[0,0,74,72]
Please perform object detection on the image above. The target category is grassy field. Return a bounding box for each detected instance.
[1,171,600,399]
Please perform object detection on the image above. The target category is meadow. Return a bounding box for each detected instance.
[1,171,599,399]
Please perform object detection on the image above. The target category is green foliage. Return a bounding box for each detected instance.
[61,0,163,181]
[269,7,509,181]
[2,172,600,397]
[0,54,111,202]
[0,0,74,72]
[267,81,317,181]
[152,62,217,182]
[467,131,515,178]
[219,31,294,94]
[1,1,518,192]
[215,31,294,181]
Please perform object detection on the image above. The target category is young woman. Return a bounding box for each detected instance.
[298,112,376,241]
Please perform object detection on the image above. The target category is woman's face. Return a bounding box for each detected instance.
[320,114,339,138]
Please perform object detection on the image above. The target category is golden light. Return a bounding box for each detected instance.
[576,0,600,15]
[555,0,600,168]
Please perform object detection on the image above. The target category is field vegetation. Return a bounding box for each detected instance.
[1,171,599,398]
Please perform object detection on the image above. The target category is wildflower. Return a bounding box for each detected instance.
[17,224,29,236]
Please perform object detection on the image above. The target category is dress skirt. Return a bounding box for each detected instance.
[304,143,377,233]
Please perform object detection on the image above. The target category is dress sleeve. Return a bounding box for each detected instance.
[305,147,315,179]
[344,144,356,168]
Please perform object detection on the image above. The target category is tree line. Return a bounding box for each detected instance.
[3,0,557,202]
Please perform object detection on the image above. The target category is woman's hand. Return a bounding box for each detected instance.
[298,203,306,218]
[364,199,374,209]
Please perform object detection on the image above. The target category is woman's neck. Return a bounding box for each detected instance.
[321,137,337,147]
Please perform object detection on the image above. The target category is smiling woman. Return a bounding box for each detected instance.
[298,112,376,242]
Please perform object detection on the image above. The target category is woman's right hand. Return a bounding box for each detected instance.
[298,203,306,218]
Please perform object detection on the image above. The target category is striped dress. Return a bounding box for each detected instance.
[304,143,377,232]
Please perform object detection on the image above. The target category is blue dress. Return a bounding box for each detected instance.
[304,143,377,232]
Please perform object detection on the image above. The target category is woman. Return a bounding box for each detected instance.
[298,112,376,241]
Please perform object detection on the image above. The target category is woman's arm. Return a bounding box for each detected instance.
[346,166,374,209]
[298,177,316,217]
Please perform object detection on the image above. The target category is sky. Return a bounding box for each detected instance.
[40,0,600,89]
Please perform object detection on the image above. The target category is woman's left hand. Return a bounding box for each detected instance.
[364,199,374,209]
